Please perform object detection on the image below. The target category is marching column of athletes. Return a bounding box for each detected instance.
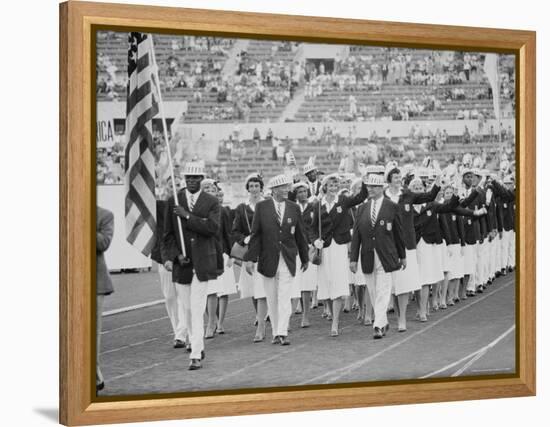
[153,158,516,370]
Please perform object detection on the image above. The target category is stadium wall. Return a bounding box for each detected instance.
[98,101,513,150]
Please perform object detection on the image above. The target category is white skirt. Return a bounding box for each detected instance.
[295,255,318,292]
[391,248,421,295]
[417,238,444,285]
[444,244,464,280]
[440,243,450,272]
[317,241,350,300]
[237,263,266,299]
[217,254,239,297]
[207,278,222,296]
[462,243,477,275]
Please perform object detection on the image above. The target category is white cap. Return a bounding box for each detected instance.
[409,177,424,188]
[292,181,308,191]
[182,161,206,176]
[303,157,317,174]
[503,175,514,184]
[461,168,473,177]
[267,174,292,189]
[365,165,385,175]
[245,173,262,185]
[321,172,340,187]
[365,174,385,186]
[472,168,482,177]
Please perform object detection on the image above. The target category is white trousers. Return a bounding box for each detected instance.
[493,235,502,274]
[263,257,294,338]
[158,264,186,341]
[508,230,516,268]
[475,239,488,286]
[175,276,208,360]
[364,251,393,330]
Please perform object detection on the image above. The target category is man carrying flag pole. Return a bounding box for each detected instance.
[125,33,221,370]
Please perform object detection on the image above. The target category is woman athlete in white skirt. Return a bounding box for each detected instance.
[312,173,368,336]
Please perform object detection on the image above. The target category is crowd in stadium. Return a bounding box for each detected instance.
[97,35,516,125]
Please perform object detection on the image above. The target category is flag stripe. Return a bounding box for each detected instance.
[124,32,158,257]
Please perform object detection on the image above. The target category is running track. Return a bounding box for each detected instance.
[99,272,516,396]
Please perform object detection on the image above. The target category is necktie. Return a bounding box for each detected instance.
[189,194,195,212]
[371,199,378,226]
[276,202,282,225]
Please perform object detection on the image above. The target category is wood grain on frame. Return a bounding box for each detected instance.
[59,1,536,425]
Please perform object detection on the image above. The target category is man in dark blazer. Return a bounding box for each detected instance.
[162,162,220,370]
[350,174,406,339]
[244,174,309,345]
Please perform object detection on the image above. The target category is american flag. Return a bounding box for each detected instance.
[124,32,159,256]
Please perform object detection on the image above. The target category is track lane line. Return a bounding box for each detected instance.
[299,278,513,385]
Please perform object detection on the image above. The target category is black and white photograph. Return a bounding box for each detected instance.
[95,30,516,396]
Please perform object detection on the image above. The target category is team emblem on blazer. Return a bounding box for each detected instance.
[386,222,392,231]
[310,211,314,218]
[404,204,410,212]
[380,220,385,226]
[427,210,432,216]
[452,215,456,221]
[468,219,472,225]
[336,206,342,213]
[290,226,295,235]
[504,203,508,208]
[287,218,292,224]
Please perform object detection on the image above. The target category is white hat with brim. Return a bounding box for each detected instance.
[365,174,385,187]
[182,161,206,176]
[472,168,482,177]
[461,168,474,177]
[292,181,308,191]
[303,162,317,175]
[267,174,292,189]
[245,173,262,185]
[321,172,340,187]
[366,165,386,175]
[503,175,514,184]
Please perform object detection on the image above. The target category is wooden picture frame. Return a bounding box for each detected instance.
[59,1,536,425]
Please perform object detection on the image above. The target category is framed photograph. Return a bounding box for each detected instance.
[60,1,536,425]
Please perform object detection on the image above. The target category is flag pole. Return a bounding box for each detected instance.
[149,34,188,261]
[496,57,502,145]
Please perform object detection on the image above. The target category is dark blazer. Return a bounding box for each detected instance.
[384,184,440,250]
[297,200,318,243]
[231,202,255,246]
[459,188,483,245]
[350,197,406,274]
[162,190,220,284]
[413,195,459,245]
[243,198,309,278]
[312,183,369,248]
[490,181,515,232]
[151,200,166,264]
[96,207,114,296]
[439,205,478,246]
